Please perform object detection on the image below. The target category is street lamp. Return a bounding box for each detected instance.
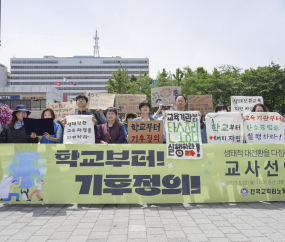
[118,61,124,94]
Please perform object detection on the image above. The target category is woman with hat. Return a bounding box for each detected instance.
[123,113,137,143]
[0,104,38,143]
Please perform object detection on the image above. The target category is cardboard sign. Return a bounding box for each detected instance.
[243,112,284,144]
[63,115,95,144]
[151,86,181,107]
[165,111,203,159]
[188,95,213,115]
[128,120,163,143]
[85,92,115,110]
[115,94,146,113]
[47,101,76,121]
[205,112,243,144]
[231,96,264,113]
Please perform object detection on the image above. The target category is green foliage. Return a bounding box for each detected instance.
[105,62,285,114]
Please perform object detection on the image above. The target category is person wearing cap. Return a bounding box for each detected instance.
[0,105,38,143]
[123,113,138,143]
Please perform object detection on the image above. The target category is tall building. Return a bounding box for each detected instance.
[10,56,149,100]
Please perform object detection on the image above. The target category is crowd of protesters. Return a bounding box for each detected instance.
[0,93,279,145]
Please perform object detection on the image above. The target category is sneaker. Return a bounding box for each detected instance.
[27,199,31,201]
[39,199,43,201]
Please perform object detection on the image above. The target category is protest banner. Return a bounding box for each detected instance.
[231,96,263,113]
[115,94,146,113]
[85,92,115,110]
[151,86,181,107]
[47,101,76,121]
[243,112,284,144]
[1,143,285,203]
[63,115,95,144]
[128,120,163,143]
[165,111,203,159]
[188,95,213,115]
[205,112,243,144]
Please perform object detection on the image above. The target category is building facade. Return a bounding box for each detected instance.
[0,63,9,87]
[10,56,149,100]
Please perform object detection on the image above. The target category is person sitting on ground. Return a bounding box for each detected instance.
[0,105,37,143]
[96,107,125,144]
[38,108,62,144]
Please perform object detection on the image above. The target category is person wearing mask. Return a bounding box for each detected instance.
[215,103,228,113]
[38,108,62,144]
[0,105,38,143]
[123,113,137,143]
[134,101,157,121]
[96,107,125,144]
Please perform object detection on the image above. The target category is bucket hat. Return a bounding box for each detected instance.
[123,113,138,123]
[12,104,31,116]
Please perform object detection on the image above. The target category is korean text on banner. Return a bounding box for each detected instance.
[63,115,95,144]
[165,111,203,159]
[47,102,76,121]
[244,112,284,144]
[115,94,146,113]
[205,112,243,144]
[85,92,116,110]
[151,86,181,107]
[188,95,213,115]
[128,120,163,143]
[3,144,285,204]
[231,96,263,113]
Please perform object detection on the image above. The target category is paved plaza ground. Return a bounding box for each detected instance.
[0,202,285,242]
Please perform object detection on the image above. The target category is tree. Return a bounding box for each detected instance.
[173,68,184,86]
[106,68,130,94]
[240,62,285,113]
[155,68,172,87]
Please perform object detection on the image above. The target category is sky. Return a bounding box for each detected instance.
[0,0,285,78]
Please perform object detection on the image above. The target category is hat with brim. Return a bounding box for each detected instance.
[123,113,138,123]
[12,104,31,116]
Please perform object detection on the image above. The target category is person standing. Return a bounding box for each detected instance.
[27,178,44,201]
[0,105,37,143]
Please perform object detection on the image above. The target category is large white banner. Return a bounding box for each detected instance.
[165,111,203,159]
[205,112,243,144]
[63,115,95,144]
[231,96,263,113]
[244,112,284,144]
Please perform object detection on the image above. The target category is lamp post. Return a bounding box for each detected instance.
[118,61,124,94]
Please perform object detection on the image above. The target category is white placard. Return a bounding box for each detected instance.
[244,112,284,144]
[231,96,263,113]
[165,111,203,159]
[63,115,95,144]
[205,112,243,144]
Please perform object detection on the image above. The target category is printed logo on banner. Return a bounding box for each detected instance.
[241,188,248,196]
[243,112,284,144]
[165,111,203,159]
[205,112,244,144]
[231,96,263,114]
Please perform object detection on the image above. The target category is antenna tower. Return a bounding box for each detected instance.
[93,29,100,57]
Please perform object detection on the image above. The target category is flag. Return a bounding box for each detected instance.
[56,82,60,86]
[71,82,76,86]
[63,77,68,82]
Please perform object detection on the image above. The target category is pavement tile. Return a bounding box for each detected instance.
[232,223,254,230]
[146,228,165,235]
[249,237,273,242]
[109,228,128,235]
[183,226,203,234]
[8,232,34,240]
[219,226,240,233]
[71,228,92,236]
[107,235,127,242]
[203,229,226,238]
[147,234,168,242]
[266,233,285,241]
[165,230,186,238]
[241,229,263,237]
[225,233,250,241]
[128,220,145,225]
[49,232,72,240]
[26,235,50,242]
[145,221,163,228]
[34,228,57,236]
[128,225,146,232]
[128,231,147,239]
[186,233,209,241]
[93,226,111,232]
[168,239,188,242]
[199,224,218,230]
[163,224,183,231]
[209,239,231,242]
[67,235,89,242]
[88,232,109,239]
